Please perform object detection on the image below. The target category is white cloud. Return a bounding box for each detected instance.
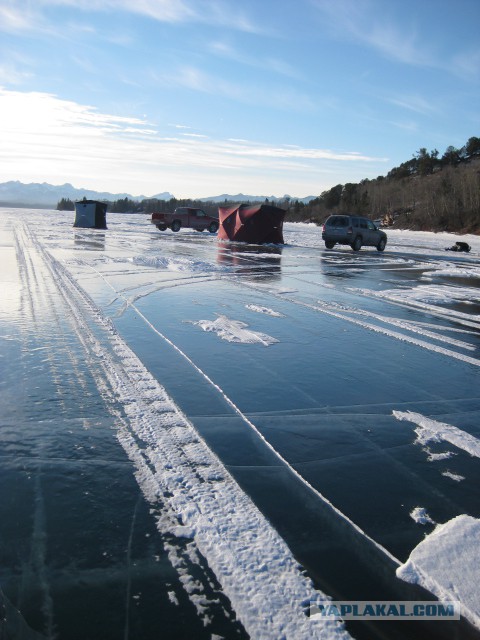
[208,40,301,79]
[0,3,40,32]
[155,64,316,112]
[386,94,438,115]
[0,88,387,197]
[451,48,480,80]
[182,132,208,139]
[0,62,32,85]
[0,0,264,35]
[311,0,434,67]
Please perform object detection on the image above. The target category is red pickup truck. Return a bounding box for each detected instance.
[151,207,219,233]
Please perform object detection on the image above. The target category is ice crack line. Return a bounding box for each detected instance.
[235,278,480,367]
[27,230,352,639]
[79,260,401,567]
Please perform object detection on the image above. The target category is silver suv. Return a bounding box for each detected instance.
[322,215,387,251]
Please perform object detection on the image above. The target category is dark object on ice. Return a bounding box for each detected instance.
[74,199,107,229]
[218,203,285,244]
[151,207,218,233]
[322,214,387,252]
[445,241,471,253]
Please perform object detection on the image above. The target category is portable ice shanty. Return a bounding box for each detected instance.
[218,203,285,244]
[73,199,107,229]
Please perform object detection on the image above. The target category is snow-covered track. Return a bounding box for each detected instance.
[25,224,351,640]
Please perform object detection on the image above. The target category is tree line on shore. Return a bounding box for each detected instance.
[57,136,480,233]
[56,196,219,215]
[287,136,480,233]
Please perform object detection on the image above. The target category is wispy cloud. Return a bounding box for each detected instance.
[0,2,47,33]
[153,65,315,112]
[311,0,434,67]
[182,132,208,139]
[0,0,264,35]
[0,61,32,85]
[390,120,419,134]
[386,94,438,115]
[0,88,387,196]
[208,40,301,79]
[451,48,480,80]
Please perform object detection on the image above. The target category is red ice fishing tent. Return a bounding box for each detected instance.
[218,203,285,244]
[73,199,107,229]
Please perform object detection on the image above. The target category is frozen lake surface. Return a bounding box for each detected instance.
[1,209,480,639]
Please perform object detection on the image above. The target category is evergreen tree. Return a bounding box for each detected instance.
[57,197,75,211]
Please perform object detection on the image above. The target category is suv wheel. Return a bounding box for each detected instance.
[325,241,335,249]
[171,220,181,232]
[351,236,362,251]
[377,238,386,252]
[208,222,219,233]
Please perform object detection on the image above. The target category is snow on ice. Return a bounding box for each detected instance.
[393,410,480,458]
[397,515,480,630]
[409,507,436,525]
[192,315,279,346]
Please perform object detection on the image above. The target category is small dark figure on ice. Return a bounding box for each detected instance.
[445,241,471,253]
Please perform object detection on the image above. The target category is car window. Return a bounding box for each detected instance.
[196,210,206,217]
[359,219,368,229]
[328,216,348,226]
[367,220,376,230]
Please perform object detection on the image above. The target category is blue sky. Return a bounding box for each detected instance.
[1,0,479,199]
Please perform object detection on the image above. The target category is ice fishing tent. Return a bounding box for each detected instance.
[218,203,285,244]
[73,199,107,229]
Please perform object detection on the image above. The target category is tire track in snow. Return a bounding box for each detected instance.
[77,260,403,568]
[28,229,353,639]
[315,301,477,351]
[16,223,242,635]
[236,279,480,367]
[350,286,480,332]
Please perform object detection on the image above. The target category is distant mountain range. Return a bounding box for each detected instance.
[0,181,173,208]
[0,181,315,208]
[198,192,315,204]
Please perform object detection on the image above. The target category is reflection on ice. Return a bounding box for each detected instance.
[73,231,106,250]
[217,242,282,280]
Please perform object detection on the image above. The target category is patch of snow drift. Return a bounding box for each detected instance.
[397,515,480,630]
[410,507,435,525]
[393,410,480,458]
[193,314,279,346]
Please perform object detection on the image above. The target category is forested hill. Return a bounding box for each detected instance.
[287,136,480,234]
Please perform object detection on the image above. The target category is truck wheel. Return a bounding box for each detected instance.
[325,241,335,249]
[208,222,219,233]
[171,220,181,232]
[377,238,386,252]
[351,236,362,251]
[156,225,167,231]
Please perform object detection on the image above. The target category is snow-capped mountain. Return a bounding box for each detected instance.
[0,181,174,207]
[0,181,315,208]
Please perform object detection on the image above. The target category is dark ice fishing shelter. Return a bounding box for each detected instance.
[74,199,107,229]
[218,203,285,244]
